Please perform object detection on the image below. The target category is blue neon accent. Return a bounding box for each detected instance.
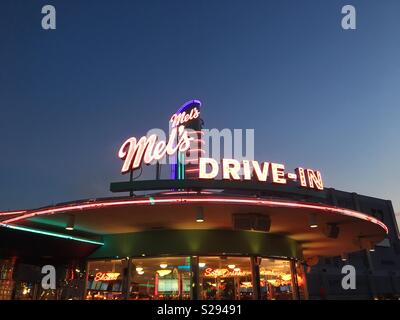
[176,99,202,114]
[170,99,202,180]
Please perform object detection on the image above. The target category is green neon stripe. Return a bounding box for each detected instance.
[178,153,181,180]
[177,152,179,179]
[1,224,104,246]
[177,152,185,180]
[177,155,180,180]
[178,152,181,180]
[177,152,183,180]
[181,153,185,179]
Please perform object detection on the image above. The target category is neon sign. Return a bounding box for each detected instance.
[199,158,324,190]
[118,125,193,173]
[94,272,120,281]
[117,100,324,190]
[203,268,250,278]
[170,107,200,128]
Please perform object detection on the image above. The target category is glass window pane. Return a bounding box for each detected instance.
[295,261,307,300]
[86,259,124,300]
[259,258,293,300]
[199,256,253,300]
[130,257,191,300]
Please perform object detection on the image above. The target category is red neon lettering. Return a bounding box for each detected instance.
[94,272,120,281]
[203,268,249,278]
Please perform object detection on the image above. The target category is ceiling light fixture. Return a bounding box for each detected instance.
[196,207,204,222]
[65,215,75,231]
[309,213,318,228]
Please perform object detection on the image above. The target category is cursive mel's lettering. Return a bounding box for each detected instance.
[118,125,192,173]
[170,107,200,128]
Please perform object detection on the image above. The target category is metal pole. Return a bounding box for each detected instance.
[250,256,261,300]
[156,161,161,180]
[190,256,199,300]
[81,260,89,300]
[129,170,134,197]
[122,257,132,300]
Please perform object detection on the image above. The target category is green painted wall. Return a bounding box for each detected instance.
[89,229,303,259]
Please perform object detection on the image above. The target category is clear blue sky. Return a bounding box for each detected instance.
[1,1,399,226]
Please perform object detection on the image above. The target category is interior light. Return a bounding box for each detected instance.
[196,207,204,222]
[228,264,236,269]
[199,262,206,268]
[157,269,172,277]
[160,263,168,269]
[309,213,318,228]
[369,242,375,252]
[281,274,292,281]
[65,215,75,231]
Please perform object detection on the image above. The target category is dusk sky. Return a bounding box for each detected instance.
[1,1,399,226]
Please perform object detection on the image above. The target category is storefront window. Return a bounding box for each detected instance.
[12,263,45,300]
[86,259,124,300]
[199,256,253,300]
[9,261,85,300]
[85,256,304,300]
[0,259,15,300]
[259,258,294,300]
[130,257,191,300]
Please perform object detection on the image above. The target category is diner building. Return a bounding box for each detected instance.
[0,100,399,300]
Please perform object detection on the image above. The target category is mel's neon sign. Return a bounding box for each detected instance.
[119,125,192,173]
[117,102,324,190]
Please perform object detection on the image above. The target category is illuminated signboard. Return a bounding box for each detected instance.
[117,101,324,190]
[203,268,249,278]
[170,100,203,181]
[170,107,200,128]
[118,125,193,174]
[199,158,323,190]
[94,272,120,281]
